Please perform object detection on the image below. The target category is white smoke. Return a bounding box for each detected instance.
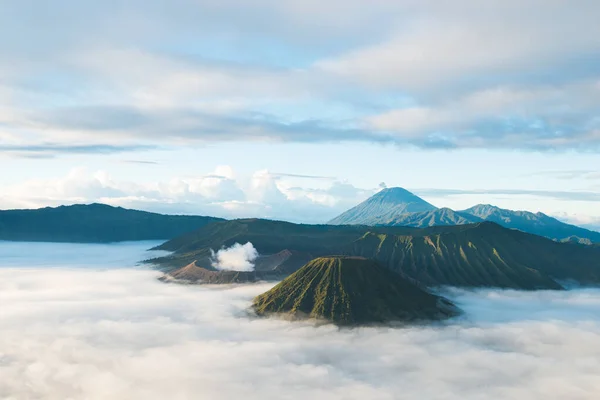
[210,242,259,271]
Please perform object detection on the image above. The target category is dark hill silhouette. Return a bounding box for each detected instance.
[0,203,223,243]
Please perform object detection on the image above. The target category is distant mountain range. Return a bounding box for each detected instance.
[0,204,223,243]
[328,187,600,243]
[150,218,600,290]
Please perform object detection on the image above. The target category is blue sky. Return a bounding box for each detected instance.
[1,0,599,228]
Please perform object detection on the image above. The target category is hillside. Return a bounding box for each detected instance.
[253,256,460,326]
[328,187,436,225]
[150,218,397,268]
[461,204,600,243]
[0,203,223,243]
[149,218,600,289]
[163,262,263,284]
[163,250,313,284]
[343,223,571,289]
[372,207,482,227]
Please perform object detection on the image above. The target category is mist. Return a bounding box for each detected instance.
[210,242,259,271]
[1,242,600,400]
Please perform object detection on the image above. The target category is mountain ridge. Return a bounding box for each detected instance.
[149,218,600,290]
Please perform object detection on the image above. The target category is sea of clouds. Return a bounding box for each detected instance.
[1,241,599,400]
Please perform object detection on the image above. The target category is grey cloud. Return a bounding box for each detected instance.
[2,1,600,153]
[2,242,600,399]
[16,105,391,145]
[0,143,156,157]
[14,102,600,152]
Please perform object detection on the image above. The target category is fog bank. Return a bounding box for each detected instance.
[1,242,599,399]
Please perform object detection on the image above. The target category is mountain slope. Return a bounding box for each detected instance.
[150,218,395,268]
[253,256,460,326]
[328,187,437,225]
[0,203,223,243]
[164,262,262,284]
[462,204,600,243]
[342,223,570,289]
[150,218,600,289]
[372,207,482,227]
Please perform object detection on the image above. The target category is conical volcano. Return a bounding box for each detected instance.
[253,256,460,326]
[328,187,437,225]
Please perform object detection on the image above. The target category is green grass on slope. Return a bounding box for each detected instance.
[253,256,459,326]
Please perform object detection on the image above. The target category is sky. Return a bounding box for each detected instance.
[1,0,600,227]
[2,241,600,399]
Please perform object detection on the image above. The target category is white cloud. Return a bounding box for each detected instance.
[365,81,600,149]
[318,1,600,92]
[0,166,375,223]
[1,241,600,399]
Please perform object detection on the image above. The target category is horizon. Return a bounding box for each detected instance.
[3,186,599,234]
[1,1,599,229]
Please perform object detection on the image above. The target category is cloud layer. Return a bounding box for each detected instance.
[2,0,600,154]
[0,166,377,223]
[1,241,600,399]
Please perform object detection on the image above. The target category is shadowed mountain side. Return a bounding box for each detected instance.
[253,256,461,326]
[0,203,223,243]
[328,187,437,225]
[149,218,600,290]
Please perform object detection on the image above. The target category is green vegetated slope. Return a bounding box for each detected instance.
[342,223,568,290]
[151,218,600,289]
[0,204,223,243]
[253,256,460,326]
